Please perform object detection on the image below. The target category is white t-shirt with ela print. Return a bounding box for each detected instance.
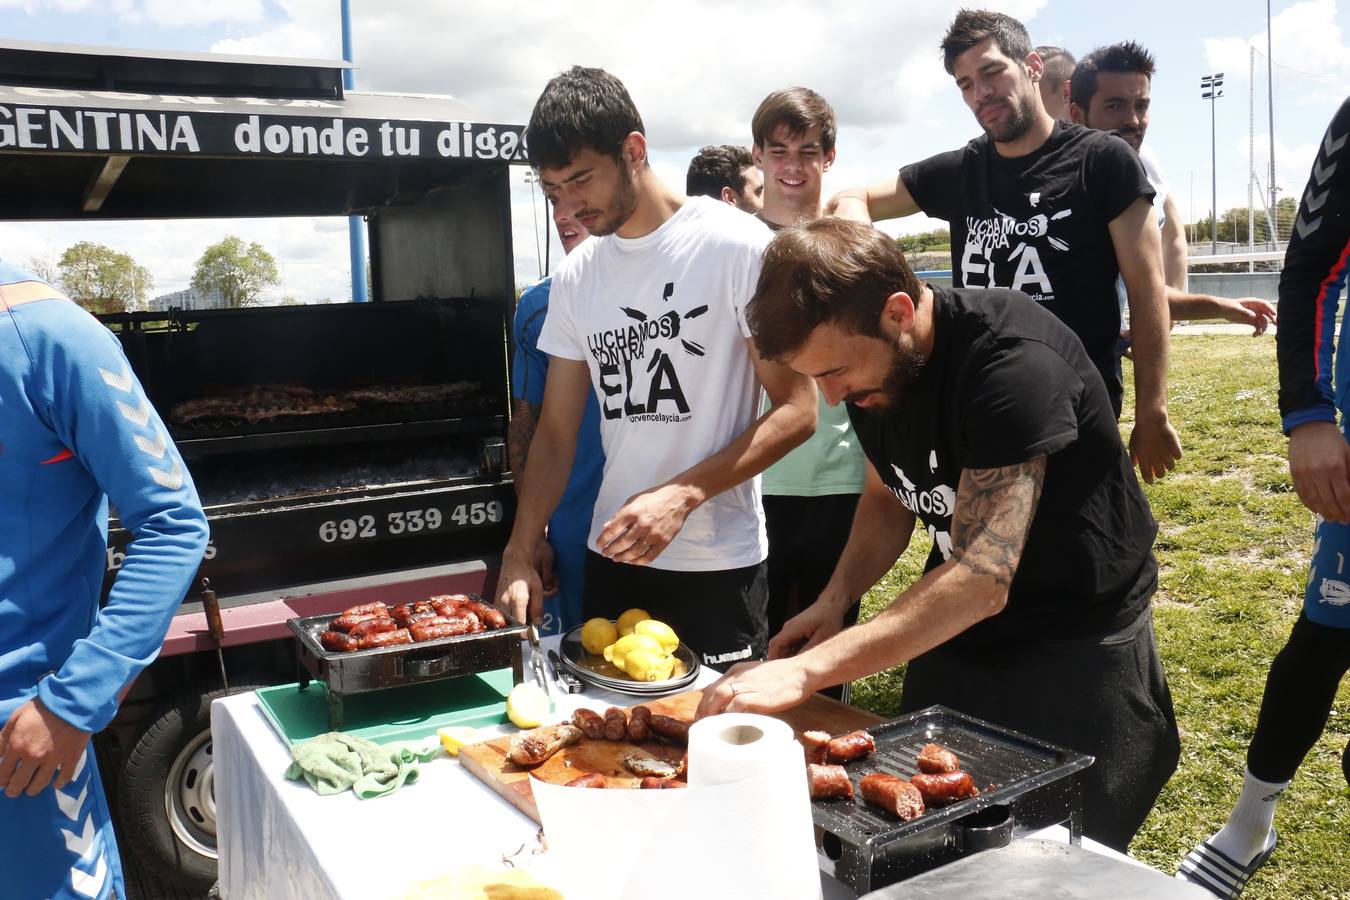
[537,196,771,572]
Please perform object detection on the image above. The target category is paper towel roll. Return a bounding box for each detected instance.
[533,712,822,900]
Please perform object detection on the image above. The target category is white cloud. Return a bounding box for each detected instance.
[0,0,262,26]
[1205,0,1350,80]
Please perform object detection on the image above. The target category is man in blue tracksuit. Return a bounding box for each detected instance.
[1178,96,1350,897]
[0,261,209,900]
[509,203,601,637]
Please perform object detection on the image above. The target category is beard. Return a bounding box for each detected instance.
[978,90,1036,143]
[581,165,640,237]
[847,336,928,415]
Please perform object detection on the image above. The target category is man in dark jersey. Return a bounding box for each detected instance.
[698,218,1180,850]
[829,9,1181,483]
[1178,96,1350,898]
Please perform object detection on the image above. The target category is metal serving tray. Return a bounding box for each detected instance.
[556,622,699,695]
[288,601,526,729]
[813,705,1094,894]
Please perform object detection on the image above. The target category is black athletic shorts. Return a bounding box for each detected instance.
[582,551,769,668]
[763,493,861,638]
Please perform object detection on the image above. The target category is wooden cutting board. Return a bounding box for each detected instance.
[459,689,881,823]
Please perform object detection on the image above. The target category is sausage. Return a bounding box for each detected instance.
[348,616,397,640]
[390,604,416,627]
[460,611,485,633]
[410,616,474,642]
[916,743,961,774]
[507,724,583,767]
[808,764,855,800]
[458,598,508,630]
[406,609,441,627]
[800,730,831,765]
[639,776,687,789]
[603,707,628,741]
[430,596,466,617]
[356,628,413,650]
[826,730,876,764]
[910,771,979,807]
[860,773,926,821]
[572,708,606,740]
[627,705,652,742]
[331,611,379,632]
[648,715,691,745]
[340,602,388,618]
[565,773,607,789]
[319,630,359,652]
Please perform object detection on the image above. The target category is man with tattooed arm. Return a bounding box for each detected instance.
[697,218,1179,851]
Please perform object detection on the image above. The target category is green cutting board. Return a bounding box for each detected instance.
[255,668,515,746]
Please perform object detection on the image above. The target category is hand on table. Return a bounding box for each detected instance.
[767,598,848,660]
[695,659,815,719]
[0,698,91,798]
[595,483,697,565]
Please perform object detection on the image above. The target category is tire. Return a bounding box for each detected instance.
[115,684,261,893]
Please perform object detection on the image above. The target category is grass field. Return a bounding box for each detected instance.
[849,334,1350,899]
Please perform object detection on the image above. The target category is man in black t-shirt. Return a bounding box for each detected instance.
[697,218,1180,850]
[828,9,1181,484]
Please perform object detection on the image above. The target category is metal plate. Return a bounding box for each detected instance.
[557,622,699,695]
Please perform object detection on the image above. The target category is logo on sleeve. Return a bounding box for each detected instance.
[586,281,710,423]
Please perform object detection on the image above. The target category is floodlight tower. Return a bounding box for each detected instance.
[1202,72,1225,255]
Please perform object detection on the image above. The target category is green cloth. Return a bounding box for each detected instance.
[284,732,440,799]
[762,393,867,496]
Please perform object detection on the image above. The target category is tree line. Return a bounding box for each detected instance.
[26,235,279,314]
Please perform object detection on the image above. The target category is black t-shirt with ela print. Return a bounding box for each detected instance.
[848,285,1158,653]
[900,122,1154,415]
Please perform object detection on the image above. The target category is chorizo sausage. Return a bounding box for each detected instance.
[603,707,628,741]
[639,776,687,789]
[319,630,359,652]
[340,602,388,618]
[800,730,831,765]
[356,628,413,650]
[860,773,925,821]
[910,771,979,807]
[565,773,607,789]
[826,730,876,764]
[460,611,485,633]
[648,715,691,745]
[348,616,397,640]
[390,604,417,627]
[458,599,508,630]
[627,705,652,742]
[572,708,606,739]
[410,616,474,642]
[331,611,379,632]
[808,764,854,800]
[916,743,961,774]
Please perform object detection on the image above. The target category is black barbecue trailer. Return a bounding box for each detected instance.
[0,40,529,894]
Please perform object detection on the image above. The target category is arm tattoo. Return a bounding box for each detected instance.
[950,458,1046,588]
[507,400,541,492]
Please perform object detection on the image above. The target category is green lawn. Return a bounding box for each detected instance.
[849,334,1350,899]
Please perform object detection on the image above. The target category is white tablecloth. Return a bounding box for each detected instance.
[213,637,1139,899]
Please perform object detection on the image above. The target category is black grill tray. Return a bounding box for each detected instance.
[814,705,1093,893]
[288,602,526,698]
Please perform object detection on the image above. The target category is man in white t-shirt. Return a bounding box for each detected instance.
[497,66,817,665]
[1068,41,1277,343]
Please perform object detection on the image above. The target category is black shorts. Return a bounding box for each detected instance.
[898,605,1179,852]
[582,551,769,668]
[763,493,861,638]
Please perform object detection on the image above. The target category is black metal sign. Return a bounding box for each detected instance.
[0,95,526,162]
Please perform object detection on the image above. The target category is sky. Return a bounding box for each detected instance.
[1,0,1348,302]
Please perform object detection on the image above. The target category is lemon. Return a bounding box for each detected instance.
[606,633,662,670]
[616,607,651,636]
[437,725,479,756]
[622,647,676,682]
[580,617,619,655]
[633,619,679,655]
[506,682,551,729]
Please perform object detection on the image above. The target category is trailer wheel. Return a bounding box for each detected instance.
[117,685,258,892]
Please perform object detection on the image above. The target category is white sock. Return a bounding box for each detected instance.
[1207,767,1285,865]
